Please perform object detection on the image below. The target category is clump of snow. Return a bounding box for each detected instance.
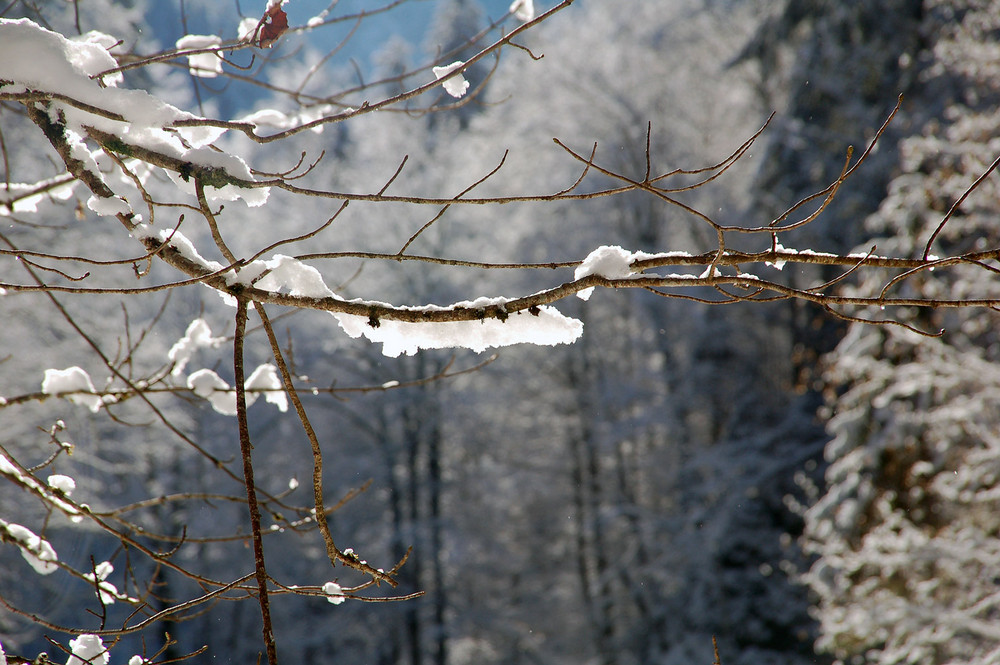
[67,635,109,665]
[168,318,226,377]
[47,474,76,495]
[134,227,225,273]
[432,61,470,98]
[238,105,338,135]
[332,297,583,358]
[323,581,346,605]
[699,264,722,278]
[82,561,134,605]
[2,455,81,521]
[41,367,103,413]
[0,177,78,216]
[574,245,641,300]
[0,19,269,207]
[251,254,336,298]
[187,369,237,416]
[245,363,288,412]
[0,519,59,575]
[766,240,791,270]
[509,0,535,21]
[185,364,288,415]
[86,194,132,218]
[175,34,223,78]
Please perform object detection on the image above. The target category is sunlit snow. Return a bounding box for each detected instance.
[41,366,103,413]
[509,0,536,21]
[175,34,223,78]
[574,245,639,300]
[432,61,470,98]
[168,318,226,376]
[0,519,58,575]
[67,634,109,665]
[187,369,237,416]
[245,363,288,412]
[333,298,583,358]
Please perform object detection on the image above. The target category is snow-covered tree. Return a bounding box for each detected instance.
[801,1,1000,663]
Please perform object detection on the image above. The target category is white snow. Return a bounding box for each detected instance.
[133,227,228,289]
[186,364,288,415]
[323,581,347,605]
[0,520,59,575]
[82,561,134,605]
[432,62,470,98]
[187,369,237,416]
[175,34,223,78]
[67,635,109,665]
[245,363,288,412]
[0,19,269,207]
[509,0,536,21]
[1,639,7,665]
[251,254,336,298]
[168,318,225,376]
[574,245,641,300]
[332,297,583,358]
[41,367,103,413]
[238,17,259,40]
[47,474,76,495]
[0,177,78,216]
[767,240,788,270]
[86,194,132,218]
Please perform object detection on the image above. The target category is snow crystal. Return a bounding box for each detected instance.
[323,581,347,605]
[168,318,225,377]
[47,474,76,495]
[175,34,223,78]
[509,0,536,21]
[245,364,288,412]
[1,520,59,575]
[432,62,470,98]
[187,369,237,416]
[67,634,109,665]
[288,477,299,490]
[41,367,103,413]
[1,639,7,665]
[128,657,146,665]
[333,298,583,358]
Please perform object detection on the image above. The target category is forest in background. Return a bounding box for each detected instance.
[2,1,1000,664]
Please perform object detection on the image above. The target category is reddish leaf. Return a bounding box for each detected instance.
[256,4,289,48]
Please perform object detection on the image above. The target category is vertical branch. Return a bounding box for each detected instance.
[255,302,397,585]
[234,298,278,665]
